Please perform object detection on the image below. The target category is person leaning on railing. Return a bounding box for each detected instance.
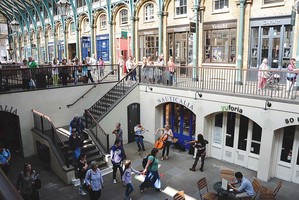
[60,58,69,86]
[257,58,269,91]
[286,58,299,92]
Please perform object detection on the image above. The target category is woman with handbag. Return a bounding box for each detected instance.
[84,161,104,200]
[16,163,40,200]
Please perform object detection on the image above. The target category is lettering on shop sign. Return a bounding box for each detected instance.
[157,96,194,110]
[221,105,243,114]
[0,105,18,114]
[262,20,280,26]
[285,117,299,124]
[212,24,228,29]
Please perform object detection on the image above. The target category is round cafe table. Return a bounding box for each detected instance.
[213,181,230,200]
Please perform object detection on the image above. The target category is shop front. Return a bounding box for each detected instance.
[249,16,293,69]
[138,29,158,61]
[203,20,237,65]
[81,36,91,60]
[96,34,109,62]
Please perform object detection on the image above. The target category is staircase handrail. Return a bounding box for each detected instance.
[31,109,70,167]
[67,68,117,108]
[85,109,110,153]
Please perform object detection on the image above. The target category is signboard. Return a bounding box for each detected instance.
[190,22,196,33]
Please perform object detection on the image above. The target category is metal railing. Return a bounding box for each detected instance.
[67,69,118,108]
[0,169,23,200]
[85,109,110,153]
[0,64,119,93]
[139,65,298,101]
[31,109,70,167]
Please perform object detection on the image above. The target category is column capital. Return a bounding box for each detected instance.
[235,0,252,5]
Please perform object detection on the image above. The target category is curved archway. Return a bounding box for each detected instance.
[0,111,22,154]
[161,102,196,150]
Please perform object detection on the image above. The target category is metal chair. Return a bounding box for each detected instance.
[197,177,218,200]
[173,190,185,200]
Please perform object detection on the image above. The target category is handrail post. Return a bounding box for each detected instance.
[40,116,44,134]
[106,134,110,153]
[138,65,141,83]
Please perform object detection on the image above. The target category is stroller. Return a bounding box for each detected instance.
[265,72,280,90]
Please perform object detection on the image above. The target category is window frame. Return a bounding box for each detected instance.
[144,3,154,22]
[99,14,107,30]
[263,0,284,5]
[213,0,229,12]
[83,18,90,33]
[120,9,128,25]
[175,0,187,16]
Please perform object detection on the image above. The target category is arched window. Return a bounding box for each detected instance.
[70,21,75,34]
[100,14,107,30]
[144,3,154,22]
[120,9,128,25]
[83,18,90,32]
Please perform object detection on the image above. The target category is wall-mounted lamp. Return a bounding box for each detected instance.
[195,91,202,100]
[264,100,272,110]
[145,85,153,92]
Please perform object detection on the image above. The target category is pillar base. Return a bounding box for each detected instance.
[234,81,243,85]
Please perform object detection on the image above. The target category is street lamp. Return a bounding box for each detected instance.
[9,19,20,33]
[56,0,71,17]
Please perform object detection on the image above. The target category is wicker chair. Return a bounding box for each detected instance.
[197,178,218,200]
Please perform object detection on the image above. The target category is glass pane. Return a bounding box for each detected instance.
[183,107,190,136]
[280,126,295,163]
[214,113,223,144]
[273,26,280,36]
[226,112,236,147]
[262,38,269,60]
[263,27,269,36]
[238,115,248,151]
[282,26,293,68]
[251,122,262,154]
[173,104,180,133]
[271,38,280,68]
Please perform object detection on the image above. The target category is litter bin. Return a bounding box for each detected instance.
[36,141,50,164]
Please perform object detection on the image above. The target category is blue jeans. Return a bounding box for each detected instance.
[135,136,145,150]
[125,182,134,198]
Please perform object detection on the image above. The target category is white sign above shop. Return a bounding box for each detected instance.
[157,96,194,110]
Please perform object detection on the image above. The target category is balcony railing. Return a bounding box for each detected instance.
[1,64,298,101]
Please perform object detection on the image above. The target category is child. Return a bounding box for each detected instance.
[122,160,141,200]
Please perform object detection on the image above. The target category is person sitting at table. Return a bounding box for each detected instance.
[228,172,255,199]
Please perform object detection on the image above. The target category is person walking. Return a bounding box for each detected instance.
[85,161,104,200]
[16,163,40,200]
[69,129,82,167]
[69,114,86,141]
[122,160,141,200]
[0,146,11,175]
[112,122,123,145]
[98,57,105,78]
[228,172,255,199]
[155,124,173,160]
[257,58,269,91]
[286,58,299,97]
[77,154,88,196]
[189,134,209,172]
[134,124,146,151]
[139,148,162,193]
[110,139,124,184]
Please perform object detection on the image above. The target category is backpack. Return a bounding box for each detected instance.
[142,155,155,169]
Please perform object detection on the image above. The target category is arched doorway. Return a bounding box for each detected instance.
[210,112,262,171]
[163,103,196,149]
[275,125,299,183]
[0,111,22,154]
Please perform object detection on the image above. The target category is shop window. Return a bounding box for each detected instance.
[280,126,295,163]
[100,14,107,30]
[175,0,187,16]
[204,28,236,63]
[144,3,154,22]
[213,0,229,11]
[139,35,158,61]
[282,26,293,68]
[251,122,261,155]
[213,113,223,144]
[120,9,128,25]
[263,0,284,5]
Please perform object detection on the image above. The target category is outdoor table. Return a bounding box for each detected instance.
[213,181,231,200]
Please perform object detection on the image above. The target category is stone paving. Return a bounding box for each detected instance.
[7,141,299,200]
